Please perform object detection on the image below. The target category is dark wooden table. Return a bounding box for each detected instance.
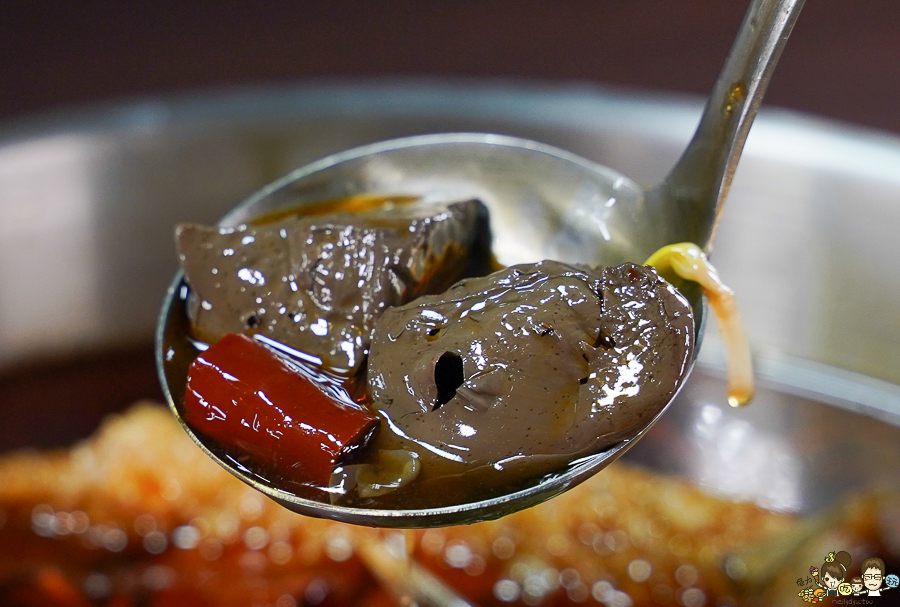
[3,0,899,135]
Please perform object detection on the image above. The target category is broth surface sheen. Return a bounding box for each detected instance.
[169,196,695,509]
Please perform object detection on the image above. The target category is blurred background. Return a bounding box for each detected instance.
[2,0,899,134]
[2,5,900,605]
[2,0,900,450]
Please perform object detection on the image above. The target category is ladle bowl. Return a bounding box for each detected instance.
[156,133,706,527]
[156,0,804,527]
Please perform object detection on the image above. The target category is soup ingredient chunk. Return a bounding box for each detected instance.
[184,333,379,491]
[176,198,490,375]
[367,261,694,482]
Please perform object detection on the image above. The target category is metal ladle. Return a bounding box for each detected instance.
[157,0,804,527]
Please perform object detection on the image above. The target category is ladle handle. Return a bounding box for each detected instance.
[656,0,805,250]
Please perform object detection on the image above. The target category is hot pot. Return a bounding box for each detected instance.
[1,81,898,605]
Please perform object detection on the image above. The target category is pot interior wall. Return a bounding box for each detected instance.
[1,82,898,514]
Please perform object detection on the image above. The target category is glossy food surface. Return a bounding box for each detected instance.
[176,197,490,375]
[366,261,694,502]
[170,185,700,514]
[183,333,378,494]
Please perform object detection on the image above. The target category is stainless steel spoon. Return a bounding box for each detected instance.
[156,0,804,527]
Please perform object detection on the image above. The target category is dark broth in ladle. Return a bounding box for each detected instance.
[162,194,696,512]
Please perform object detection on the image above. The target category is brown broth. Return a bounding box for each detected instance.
[163,195,510,507]
[164,195,694,512]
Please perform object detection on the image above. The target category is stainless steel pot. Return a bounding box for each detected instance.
[1,80,898,519]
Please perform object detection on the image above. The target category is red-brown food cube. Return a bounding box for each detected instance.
[183,333,379,489]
